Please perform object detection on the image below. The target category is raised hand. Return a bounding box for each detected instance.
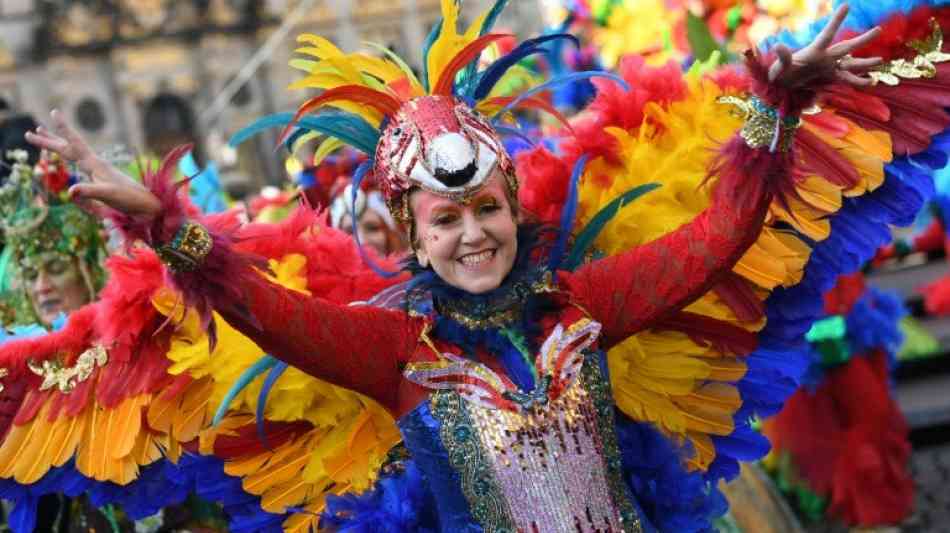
[25,110,161,220]
[769,4,883,88]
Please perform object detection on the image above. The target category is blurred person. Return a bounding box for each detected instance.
[0,99,40,180]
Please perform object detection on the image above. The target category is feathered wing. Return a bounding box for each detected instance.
[0,208,406,532]
[516,2,950,525]
[163,209,406,531]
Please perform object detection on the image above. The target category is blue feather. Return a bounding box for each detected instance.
[257,361,290,447]
[421,17,444,93]
[490,72,629,123]
[213,355,276,426]
[460,0,511,93]
[548,155,587,274]
[350,160,401,278]
[229,111,380,156]
[471,34,579,100]
[494,124,537,150]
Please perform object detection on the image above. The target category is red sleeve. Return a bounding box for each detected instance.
[215,274,419,412]
[560,188,770,350]
[105,147,418,412]
[561,50,824,350]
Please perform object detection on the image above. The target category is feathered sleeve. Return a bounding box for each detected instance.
[107,150,420,411]
[560,51,819,350]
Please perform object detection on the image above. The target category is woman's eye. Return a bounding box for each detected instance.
[478,203,501,215]
[21,268,37,281]
[432,214,458,226]
[46,260,68,275]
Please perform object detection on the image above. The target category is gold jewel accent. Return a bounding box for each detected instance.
[0,368,8,393]
[717,95,802,151]
[438,270,556,330]
[155,221,213,273]
[442,306,521,330]
[28,343,108,393]
[869,18,950,86]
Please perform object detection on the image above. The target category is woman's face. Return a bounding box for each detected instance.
[410,174,518,294]
[340,209,391,256]
[22,252,91,325]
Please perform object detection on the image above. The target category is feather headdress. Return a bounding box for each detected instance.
[232,0,624,225]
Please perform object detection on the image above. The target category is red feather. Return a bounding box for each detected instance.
[654,311,758,356]
[796,127,861,188]
[482,94,574,132]
[212,420,313,459]
[712,273,766,322]
[432,33,513,96]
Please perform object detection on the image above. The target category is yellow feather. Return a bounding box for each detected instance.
[704,359,747,382]
[111,395,149,460]
[131,432,163,466]
[49,410,84,467]
[246,447,311,497]
[173,377,212,442]
[11,406,56,483]
[224,452,273,478]
[426,0,490,91]
[261,476,322,514]
[146,391,177,434]
[686,433,716,470]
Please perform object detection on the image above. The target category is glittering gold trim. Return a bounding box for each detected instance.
[717,95,803,151]
[869,19,950,86]
[437,270,555,330]
[27,344,108,393]
[155,221,213,273]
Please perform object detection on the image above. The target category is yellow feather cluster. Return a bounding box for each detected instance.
[157,253,400,519]
[582,74,890,470]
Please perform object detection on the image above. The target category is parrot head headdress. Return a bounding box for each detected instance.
[233,0,623,230]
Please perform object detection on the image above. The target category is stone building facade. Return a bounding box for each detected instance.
[0,0,542,194]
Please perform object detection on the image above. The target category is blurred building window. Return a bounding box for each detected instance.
[75,97,106,133]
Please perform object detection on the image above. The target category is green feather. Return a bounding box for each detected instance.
[563,182,661,271]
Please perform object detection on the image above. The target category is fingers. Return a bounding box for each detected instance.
[24,128,69,156]
[835,69,874,87]
[839,55,883,71]
[814,4,849,49]
[769,44,794,82]
[50,109,93,158]
[828,26,882,56]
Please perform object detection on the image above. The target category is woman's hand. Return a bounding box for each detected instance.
[25,110,162,220]
[769,4,883,88]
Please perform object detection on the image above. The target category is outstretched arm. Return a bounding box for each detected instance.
[24,120,417,411]
[561,5,882,349]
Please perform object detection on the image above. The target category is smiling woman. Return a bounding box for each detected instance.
[7,1,950,532]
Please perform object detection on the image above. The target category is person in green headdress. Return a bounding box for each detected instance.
[0,149,106,329]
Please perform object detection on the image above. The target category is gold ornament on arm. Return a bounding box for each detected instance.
[869,18,950,86]
[27,344,109,394]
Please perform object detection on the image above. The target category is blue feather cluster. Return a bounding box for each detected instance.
[321,461,439,532]
[0,453,288,533]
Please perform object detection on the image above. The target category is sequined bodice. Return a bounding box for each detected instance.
[398,318,643,533]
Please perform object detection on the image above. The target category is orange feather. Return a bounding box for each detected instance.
[110,395,149,460]
[173,377,212,442]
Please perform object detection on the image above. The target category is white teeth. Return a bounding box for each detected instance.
[459,250,494,266]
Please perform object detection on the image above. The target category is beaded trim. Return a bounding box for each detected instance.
[583,355,643,532]
[431,391,516,532]
[869,19,950,86]
[27,343,109,393]
[717,95,803,152]
[155,221,213,273]
[435,269,555,330]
